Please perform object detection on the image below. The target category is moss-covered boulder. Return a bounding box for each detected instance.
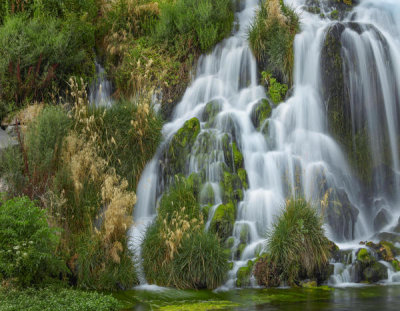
[236,260,254,287]
[373,208,391,232]
[203,99,222,127]
[251,98,273,129]
[356,248,374,265]
[210,203,236,241]
[160,117,200,185]
[363,262,388,283]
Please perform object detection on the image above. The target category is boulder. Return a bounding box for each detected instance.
[235,260,254,287]
[373,208,391,232]
[363,262,388,283]
[210,202,236,241]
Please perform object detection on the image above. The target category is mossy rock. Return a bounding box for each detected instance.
[236,260,254,287]
[239,223,250,244]
[199,183,215,206]
[251,98,273,129]
[203,99,222,127]
[210,203,236,241]
[301,280,317,288]
[236,243,246,260]
[225,236,235,249]
[220,170,245,203]
[253,253,281,287]
[392,259,400,272]
[356,248,374,265]
[362,262,388,283]
[160,118,201,185]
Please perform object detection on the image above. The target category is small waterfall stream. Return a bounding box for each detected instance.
[130,0,400,287]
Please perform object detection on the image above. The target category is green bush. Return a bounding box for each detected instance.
[265,198,331,285]
[142,176,229,289]
[249,0,299,86]
[0,196,66,286]
[156,0,234,52]
[0,14,95,115]
[0,286,120,311]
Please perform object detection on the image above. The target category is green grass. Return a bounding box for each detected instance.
[265,198,331,285]
[142,176,229,289]
[249,0,299,86]
[0,286,120,311]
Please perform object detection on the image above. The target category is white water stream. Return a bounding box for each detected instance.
[129,0,400,287]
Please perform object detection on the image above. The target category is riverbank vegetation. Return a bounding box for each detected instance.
[0,0,236,305]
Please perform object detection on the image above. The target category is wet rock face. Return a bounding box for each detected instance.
[373,208,391,232]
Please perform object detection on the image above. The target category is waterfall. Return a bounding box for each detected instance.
[89,62,113,107]
[130,0,400,287]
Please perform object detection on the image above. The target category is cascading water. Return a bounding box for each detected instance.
[130,0,400,287]
[89,62,113,107]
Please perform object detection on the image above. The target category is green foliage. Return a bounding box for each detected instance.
[173,231,229,289]
[156,0,234,52]
[0,196,66,286]
[266,198,331,285]
[210,203,236,241]
[262,71,288,104]
[0,286,119,311]
[0,14,94,115]
[249,0,299,86]
[142,176,229,289]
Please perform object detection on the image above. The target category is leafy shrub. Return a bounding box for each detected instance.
[264,198,331,286]
[261,71,288,104]
[142,176,229,289]
[0,196,66,286]
[249,0,299,85]
[0,14,94,115]
[156,0,234,52]
[0,285,120,311]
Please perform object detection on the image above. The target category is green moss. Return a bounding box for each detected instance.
[225,237,235,249]
[236,260,254,287]
[231,142,244,170]
[162,118,201,182]
[392,259,400,272]
[238,168,248,189]
[240,224,250,244]
[330,10,339,19]
[363,262,388,283]
[251,98,273,129]
[357,248,374,265]
[301,280,317,288]
[236,243,247,259]
[203,100,222,127]
[158,301,240,311]
[210,203,236,241]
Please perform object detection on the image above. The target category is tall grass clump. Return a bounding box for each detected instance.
[156,0,234,52]
[142,176,229,289]
[249,0,299,86]
[264,198,331,286]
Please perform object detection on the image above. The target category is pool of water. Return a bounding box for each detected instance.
[114,285,400,310]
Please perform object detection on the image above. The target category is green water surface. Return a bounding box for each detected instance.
[114,285,400,310]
